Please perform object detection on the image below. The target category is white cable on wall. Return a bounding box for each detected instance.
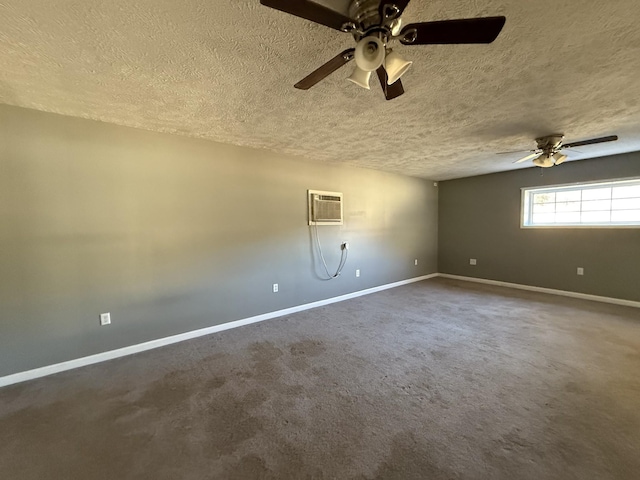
[313,223,348,280]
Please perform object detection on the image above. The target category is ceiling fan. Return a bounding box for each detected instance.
[260,0,506,100]
[502,134,619,168]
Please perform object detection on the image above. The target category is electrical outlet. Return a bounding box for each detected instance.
[470,259,477,266]
[414,259,418,266]
[342,241,349,250]
[577,267,584,276]
[355,269,360,277]
[272,283,279,293]
[99,313,111,326]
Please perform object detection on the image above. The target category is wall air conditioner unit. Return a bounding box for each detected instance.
[308,190,343,226]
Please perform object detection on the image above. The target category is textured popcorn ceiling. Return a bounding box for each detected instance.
[1,0,640,180]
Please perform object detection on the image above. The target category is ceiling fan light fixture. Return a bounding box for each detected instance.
[553,152,568,165]
[533,154,554,168]
[354,36,385,72]
[347,66,372,89]
[384,49,412,84]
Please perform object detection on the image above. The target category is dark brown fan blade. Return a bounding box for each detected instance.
[294,49,355,90]
[260,0,355,31]
[400,16,506,45]
[376,67,405,101]
[561,135,618,149]
[379,1,412,21]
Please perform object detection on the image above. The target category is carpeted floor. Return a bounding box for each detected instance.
[1,278,639,479]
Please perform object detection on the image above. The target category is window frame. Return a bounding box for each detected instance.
[521,177,640,229]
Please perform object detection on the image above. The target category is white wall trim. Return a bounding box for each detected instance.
[438,274,640,309]
[0,274,438,388]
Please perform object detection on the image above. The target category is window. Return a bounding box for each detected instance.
[522,178,640,227]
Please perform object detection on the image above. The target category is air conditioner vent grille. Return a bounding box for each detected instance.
[308,190,343,226]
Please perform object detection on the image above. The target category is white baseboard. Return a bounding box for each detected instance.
[0,273,439,388]
[5,272,634,388]
[438,274,640,309]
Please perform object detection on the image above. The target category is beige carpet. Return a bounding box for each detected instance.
[1,278,639,479]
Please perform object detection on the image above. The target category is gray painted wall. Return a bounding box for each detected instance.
[439,153,640,302]
[0,105,438,377]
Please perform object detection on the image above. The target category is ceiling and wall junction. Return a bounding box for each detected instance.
[1,0,639,180]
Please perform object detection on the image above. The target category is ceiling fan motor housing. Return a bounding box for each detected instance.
[536,134,564,151]
[349,0,384,31]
